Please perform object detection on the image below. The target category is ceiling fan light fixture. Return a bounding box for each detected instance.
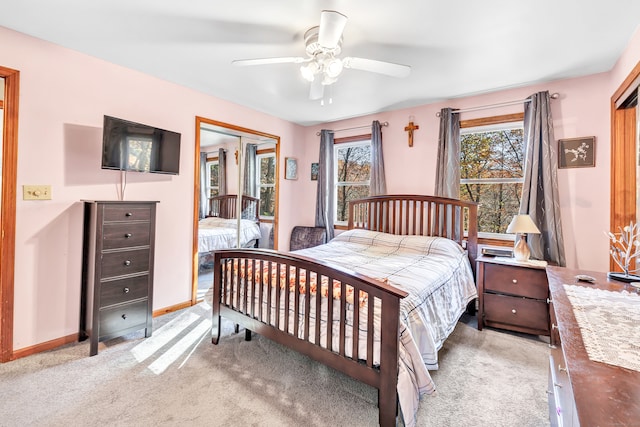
[324,57,343,78]
[300,61,319,82]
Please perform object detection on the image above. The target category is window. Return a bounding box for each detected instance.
[459,119,525,237]
[334,139,371,224]
[206,159,219,198]
[256,151,276,218]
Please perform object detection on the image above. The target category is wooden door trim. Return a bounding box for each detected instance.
[610,60,640,271]
[0,66,19,362]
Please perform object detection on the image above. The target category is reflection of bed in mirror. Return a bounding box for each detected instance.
[199,195,261,270]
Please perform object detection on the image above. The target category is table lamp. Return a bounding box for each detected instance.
[506,214,540,262]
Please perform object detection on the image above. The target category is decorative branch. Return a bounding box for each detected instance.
[606,221,640,275]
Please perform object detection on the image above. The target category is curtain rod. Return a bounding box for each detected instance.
[435,93,560,117]
[315,121,389,136]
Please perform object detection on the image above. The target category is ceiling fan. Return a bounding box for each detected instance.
[232,10,411,101]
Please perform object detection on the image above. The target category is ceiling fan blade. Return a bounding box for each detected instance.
[318,10,348,49]
[343,57,411,78]
[309,78,324,100]
[232,57,306,66]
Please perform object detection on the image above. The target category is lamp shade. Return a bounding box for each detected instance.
[506,214,540,234]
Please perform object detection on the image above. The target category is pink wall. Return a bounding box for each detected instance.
[0,27,302,350]
[1,22,639,352]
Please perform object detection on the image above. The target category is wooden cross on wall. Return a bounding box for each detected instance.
[405,120,419,147]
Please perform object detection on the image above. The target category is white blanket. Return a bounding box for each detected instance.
[293,229,477,426]
[209,229,477,427]
[198,217,261,252]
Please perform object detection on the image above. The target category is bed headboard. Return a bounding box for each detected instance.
[208,195,261,222]
[348,194,478,265]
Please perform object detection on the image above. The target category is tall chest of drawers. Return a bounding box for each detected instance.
[80,200,158,356]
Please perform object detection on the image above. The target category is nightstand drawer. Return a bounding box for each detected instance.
[103,204,152,222]
[99,300,149,339]
[100,274,149,307]
[102,222,151,250]
[484,293,549,332]
[484,263,548,299]
[101,248,150,278]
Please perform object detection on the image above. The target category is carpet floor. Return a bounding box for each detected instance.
[0,302,550,426]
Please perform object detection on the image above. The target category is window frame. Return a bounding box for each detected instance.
[333,135,372,227]
[205,157,219,199]
[256,149,276,221]
[460,113,525,242]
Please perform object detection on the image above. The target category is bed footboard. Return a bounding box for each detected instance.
[211,249,408,427]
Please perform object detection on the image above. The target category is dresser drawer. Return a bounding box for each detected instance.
[484,263,548,299]
[483,293,549,332]
[100,274,149,307]
[103,204,152,222]
[102,222,151,250]
[101,248,150,278]
[99,300,149,339]
[549,347,578,426]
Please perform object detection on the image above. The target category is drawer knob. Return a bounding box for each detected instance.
[125,212,133,217]
[122,314,127,320]
[511,309,517,314]
[512,279,518,284]
[552,324,558,330]
[125,233,132,238]
[558,365,567,373]
[554,382,563,388]
[123,287,130,294]
[124,260,131,266]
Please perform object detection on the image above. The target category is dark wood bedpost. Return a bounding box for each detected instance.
[378,294,401,427]
[466,202,478,276]
[211,252,222,345]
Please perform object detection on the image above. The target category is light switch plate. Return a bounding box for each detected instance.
[23,185,52,200]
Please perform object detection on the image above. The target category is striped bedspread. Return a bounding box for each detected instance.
[294,229,477,426]
[208,228,476,426]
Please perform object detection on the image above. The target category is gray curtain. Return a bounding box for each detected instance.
[369,120,387,196]
[434,108,461,198]
[315,130,335,240]
[243,143,257,197]
[199,152,208,219]
[218,148,227,196]
[521,91,566,266]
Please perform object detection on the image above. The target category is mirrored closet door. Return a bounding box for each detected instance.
[192,117,279,303]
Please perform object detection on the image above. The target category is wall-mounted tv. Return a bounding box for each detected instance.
[101,115,181,175]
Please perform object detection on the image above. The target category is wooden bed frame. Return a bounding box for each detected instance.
[207,194,260,222]
[210,195,478,426]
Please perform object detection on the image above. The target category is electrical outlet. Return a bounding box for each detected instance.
[23,185,52,200]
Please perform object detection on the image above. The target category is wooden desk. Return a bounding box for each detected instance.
[546,266,640,426]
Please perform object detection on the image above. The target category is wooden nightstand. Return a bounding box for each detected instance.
[476,256,551,339]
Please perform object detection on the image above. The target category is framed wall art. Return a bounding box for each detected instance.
[285,157,298,180]
[310,162,319,181]
[558,136,596,168]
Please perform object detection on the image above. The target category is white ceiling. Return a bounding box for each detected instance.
[1,1,639,126]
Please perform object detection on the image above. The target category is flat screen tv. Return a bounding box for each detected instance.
[101,115,181,175]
